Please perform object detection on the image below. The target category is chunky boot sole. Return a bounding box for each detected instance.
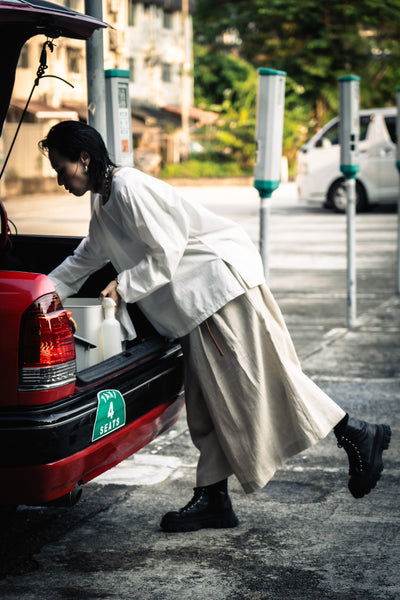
[348,424,391,499]
[160,509,239,532]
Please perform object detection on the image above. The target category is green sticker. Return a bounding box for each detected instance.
[92,389,126,442]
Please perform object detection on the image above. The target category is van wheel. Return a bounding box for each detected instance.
[327,178,368,213]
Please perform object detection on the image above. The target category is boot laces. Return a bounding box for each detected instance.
[337,435,364,473]
[180,488,204,513]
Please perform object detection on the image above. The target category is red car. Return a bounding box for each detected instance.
[0,0,184,507]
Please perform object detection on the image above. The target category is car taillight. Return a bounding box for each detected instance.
[18,293,76,390]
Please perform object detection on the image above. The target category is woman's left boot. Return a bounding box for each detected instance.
[334,414,391,498]
[160,479,239,532]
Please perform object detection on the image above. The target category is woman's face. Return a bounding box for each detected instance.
[49,149,91,196]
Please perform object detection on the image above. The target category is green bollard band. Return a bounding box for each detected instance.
[254,179,279,198]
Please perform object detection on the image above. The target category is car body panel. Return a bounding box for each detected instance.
[0,237,185,506]
[0,395,185,505]
[0,271,59,405]
[0,338,184,468]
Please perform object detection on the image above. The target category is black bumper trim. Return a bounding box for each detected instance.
[0,343,184,467]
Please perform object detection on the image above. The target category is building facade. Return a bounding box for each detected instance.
[2,0,195,193]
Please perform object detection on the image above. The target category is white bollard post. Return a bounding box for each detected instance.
[254,68,286,284]
[395,86,400,295]
[346,177,357,327]
[339,75,360,328]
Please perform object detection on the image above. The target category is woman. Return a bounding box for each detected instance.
[40,121,391,532]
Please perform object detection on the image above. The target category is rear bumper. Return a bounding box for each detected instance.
[0,396,184,505]
[0,395,184,505]
[0,341,184,505]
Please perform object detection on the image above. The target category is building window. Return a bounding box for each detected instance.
[162,63,172,83]
[18,45,29,69]
[65,0,80,8]
[66,47,81,73]
[128,0,136,26]
[129,58,135,82]
[109,29,118,51]
[163,11,173,29]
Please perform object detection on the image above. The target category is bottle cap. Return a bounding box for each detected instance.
[102,297,116,309]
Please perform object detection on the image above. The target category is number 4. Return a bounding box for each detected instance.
[107,402,114,419]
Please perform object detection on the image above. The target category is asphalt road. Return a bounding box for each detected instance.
[0,184,399,599]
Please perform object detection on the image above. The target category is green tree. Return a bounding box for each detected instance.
[194,0,400,132]
[194,45,258,171]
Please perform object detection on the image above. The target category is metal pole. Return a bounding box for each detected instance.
[339,75,359,328]
[180,0,190,161]
[85,0,107,210]
[85,0,107,144]
[396,87,400,295]
[397,174,400,295]
[346,177,357,327]
[254,69,286,287]
[259,195,271,285]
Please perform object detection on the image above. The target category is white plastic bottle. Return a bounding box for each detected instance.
[101,297,122,360]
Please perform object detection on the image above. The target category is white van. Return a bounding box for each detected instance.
[296,107,398,212]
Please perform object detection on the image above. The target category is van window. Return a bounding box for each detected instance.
[359,115,370,141]
[384,116,397,144]
[317,115,371,148]
[317,122,339,147]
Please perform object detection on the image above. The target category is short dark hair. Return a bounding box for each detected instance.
[39,120,116,192]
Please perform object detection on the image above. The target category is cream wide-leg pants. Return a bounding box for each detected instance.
[180,283,346,494]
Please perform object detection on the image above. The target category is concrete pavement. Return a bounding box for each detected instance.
[3,282,395,599]
[0,185,398,599]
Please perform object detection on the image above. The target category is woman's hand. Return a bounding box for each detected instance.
[100,279,121,309]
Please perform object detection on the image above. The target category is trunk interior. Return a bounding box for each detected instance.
[1,233,164,377]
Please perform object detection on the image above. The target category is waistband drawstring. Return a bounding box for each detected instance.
[205,319,224,356]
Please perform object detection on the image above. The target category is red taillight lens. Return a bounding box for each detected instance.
[19,293,76,390]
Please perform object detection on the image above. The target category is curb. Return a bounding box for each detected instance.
[300,294,400,361]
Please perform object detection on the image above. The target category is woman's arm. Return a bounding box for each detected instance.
[48,209,108,300]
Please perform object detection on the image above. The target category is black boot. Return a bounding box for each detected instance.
[160,479,239,532]
[334,414,391,499]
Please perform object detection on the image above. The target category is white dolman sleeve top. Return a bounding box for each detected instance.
[49,167,266,339]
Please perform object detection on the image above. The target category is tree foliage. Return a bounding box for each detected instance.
[194,46,257,170]
[192,0,400,170]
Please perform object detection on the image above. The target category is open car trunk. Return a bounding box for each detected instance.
[4,232,166,377]
[0,1,185,508]
[0,232,184,504]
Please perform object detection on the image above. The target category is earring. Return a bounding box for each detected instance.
[84,165,88,174]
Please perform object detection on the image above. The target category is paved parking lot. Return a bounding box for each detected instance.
[0,184,399,599]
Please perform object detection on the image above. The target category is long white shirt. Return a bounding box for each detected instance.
[49,167,265,338]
